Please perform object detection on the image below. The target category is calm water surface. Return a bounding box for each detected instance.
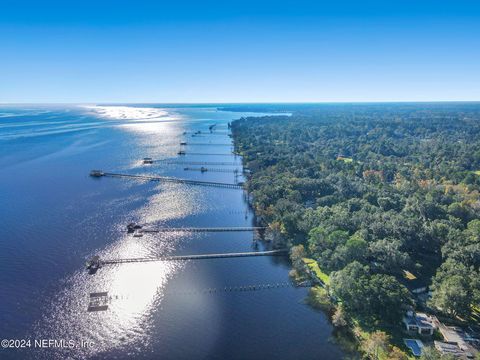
[0,105,345,359]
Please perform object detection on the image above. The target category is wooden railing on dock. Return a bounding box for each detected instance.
[183,167,241,173]
[178,152,234,156]
[98,249,288,266]
[181,143,231,146]
[154,160,240,166]
[139,226,266,233]
[90,171,243,189]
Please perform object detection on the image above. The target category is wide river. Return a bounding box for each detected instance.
[0,105,345,359]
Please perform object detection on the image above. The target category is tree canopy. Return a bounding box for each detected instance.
[232,103,480,321]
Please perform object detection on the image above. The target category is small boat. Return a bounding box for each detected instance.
[178,151,186,155]
[180,141,187,146]
[143,157,153,164]
[90,170,104,177]
[127,223,142,233]
[200,167,207,172]
[133,230,144,237]
[86,256,102,271]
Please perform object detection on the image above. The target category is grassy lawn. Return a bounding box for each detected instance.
[336,156,353,163]
[307,286,335,312]
[303,258,330,285]
[470,304,480,323]
[402,270,417,280]
[474,170,480,176]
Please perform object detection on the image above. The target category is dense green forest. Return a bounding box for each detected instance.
[231,103,480,330]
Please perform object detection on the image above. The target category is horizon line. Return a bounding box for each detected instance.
[1,100,480,106]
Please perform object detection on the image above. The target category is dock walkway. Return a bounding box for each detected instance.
[181,143,231,146]
[90,171,243,189]
[178,152,234,156]
[94,249,288,267]
[183,167,241,173]
[154,160,239,166]
[138,226,266,233]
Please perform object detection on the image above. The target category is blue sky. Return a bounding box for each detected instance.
[1,0,479,103]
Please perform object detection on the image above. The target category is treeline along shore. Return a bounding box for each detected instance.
[230,103,480,360]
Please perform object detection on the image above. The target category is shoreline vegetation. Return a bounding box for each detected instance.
[230,103,480,359]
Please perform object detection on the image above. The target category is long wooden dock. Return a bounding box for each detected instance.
[181,143,231,146]
[183,131,230,136]
[183,167,241,173]
[198,132,230,135]
[178,152,234,156]
[154,160,240,166]
[134,226,266,233]
[91,249,288,268]
[90,171,243,189]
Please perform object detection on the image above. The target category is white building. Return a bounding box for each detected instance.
[403,311,435,336]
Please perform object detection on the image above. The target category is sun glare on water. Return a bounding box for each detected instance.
[83,105,169,120]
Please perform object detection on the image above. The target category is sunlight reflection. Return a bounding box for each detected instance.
[105,261,172,328]
[32,106,195,359]
[137,183,203,224]
[83,105,169,120]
